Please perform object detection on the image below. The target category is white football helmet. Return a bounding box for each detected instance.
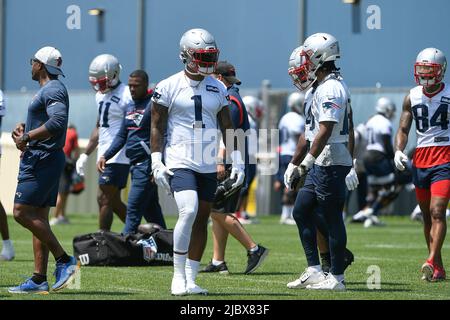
[288,33,340,91]
[179,28,219,76]
[375,97,396,120]
[88,54,121,93]
[414,48,447,87]
[287,92,305,114]
[243,95,263,120]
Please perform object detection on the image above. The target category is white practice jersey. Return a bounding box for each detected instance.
[152,71,229,173]
[95,82,132,164]
[409,83,450,148]
[304,87,315,142]
[365,114,393,154]
[248,114,258,161]
[309,73,352,167]
[279,112,305,156]
[0,90,4,155]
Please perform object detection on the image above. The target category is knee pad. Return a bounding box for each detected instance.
[173,190,198,253]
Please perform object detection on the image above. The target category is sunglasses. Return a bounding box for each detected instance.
[30,58,41,65]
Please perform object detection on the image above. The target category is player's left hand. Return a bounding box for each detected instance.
[345,160,359,191]
[14,134,27,152]
[230,150,245,189]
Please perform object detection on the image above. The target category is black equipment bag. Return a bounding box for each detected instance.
[73,229,173,267]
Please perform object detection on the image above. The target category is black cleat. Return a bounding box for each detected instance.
[343,248,354,271]
[244,245,269,274]
[200,261,229,274]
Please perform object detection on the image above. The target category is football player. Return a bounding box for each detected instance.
[275,92,306,225]
[284,34,358,290]
[395,48,450,282]
[97,70,167,234]
[76,54,131,231]
[150,29,245,295]
[352,97,397,227]
[201,62,268,276]
[0,89,15,261]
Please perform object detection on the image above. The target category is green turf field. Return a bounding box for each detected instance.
[0,214,449,300]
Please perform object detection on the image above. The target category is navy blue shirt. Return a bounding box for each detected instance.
[226,85,251,188]
[104,95,152,165]
[26,80,69,151]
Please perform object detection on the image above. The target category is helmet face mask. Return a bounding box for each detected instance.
[414,48,447,87]
[288,46,316,91]
[288,33,340,91]
[414,62,444,86]
[180,28,219,76]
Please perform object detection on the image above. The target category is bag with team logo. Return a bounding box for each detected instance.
[73,228,173,267]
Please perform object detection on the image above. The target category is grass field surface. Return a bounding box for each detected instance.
[0,214,449,300]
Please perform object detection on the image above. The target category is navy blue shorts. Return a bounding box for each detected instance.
[277,154,292,183]
[412,163,450,189]
[302,164,351,201]
[363,151,395,185]
[169,168,217,202]
[98,163,130,189]
[15,149,65,207]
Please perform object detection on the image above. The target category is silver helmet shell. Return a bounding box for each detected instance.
[179,28,219,76]
[287,92,305,114]
[375,97,396,120]
[88,54,121,93]
[243,95,263,120]
[288,33,340,91]
[414,48,447,87]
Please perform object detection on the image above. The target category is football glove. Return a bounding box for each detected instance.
[394,150,408,171]
[151,152,173,196]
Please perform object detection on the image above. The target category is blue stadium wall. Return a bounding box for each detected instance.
[3,0,450,91]
[1,0,450,138]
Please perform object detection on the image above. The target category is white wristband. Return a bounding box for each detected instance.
[151,152,162,164]
[303,153,316,167]
[230,150,244,165]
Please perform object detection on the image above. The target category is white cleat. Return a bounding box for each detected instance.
[306,274,346,291]
[280,217,296,225]
[352,207,374,222]
[171,278,187,296]
[186,284,208,295]
[364,215,384,228]
[287,268,326,289]
[0,245,15,261]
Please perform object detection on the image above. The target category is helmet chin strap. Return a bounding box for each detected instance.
[185,66,200,76]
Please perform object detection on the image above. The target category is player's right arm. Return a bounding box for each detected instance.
[150,101,173,195]
[84,120,99,156]
[394,94,413,170]
[76,119,99,176]
[150,102,168,153]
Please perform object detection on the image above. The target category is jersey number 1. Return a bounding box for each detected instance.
[98,101,111,128]
[191,95,205,128]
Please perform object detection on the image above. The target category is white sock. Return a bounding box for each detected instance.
[333,274,345,282]
[173,253,187,281]
[281,206,290,220]
[249,245,259,253]
[2,239,12,249]
[287,205,294,219]
[186,259,200,287]
[212,259,223,266]
[307,265,322,273]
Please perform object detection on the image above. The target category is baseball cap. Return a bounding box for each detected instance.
[34,46,64,77]
[215,61,241,85]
